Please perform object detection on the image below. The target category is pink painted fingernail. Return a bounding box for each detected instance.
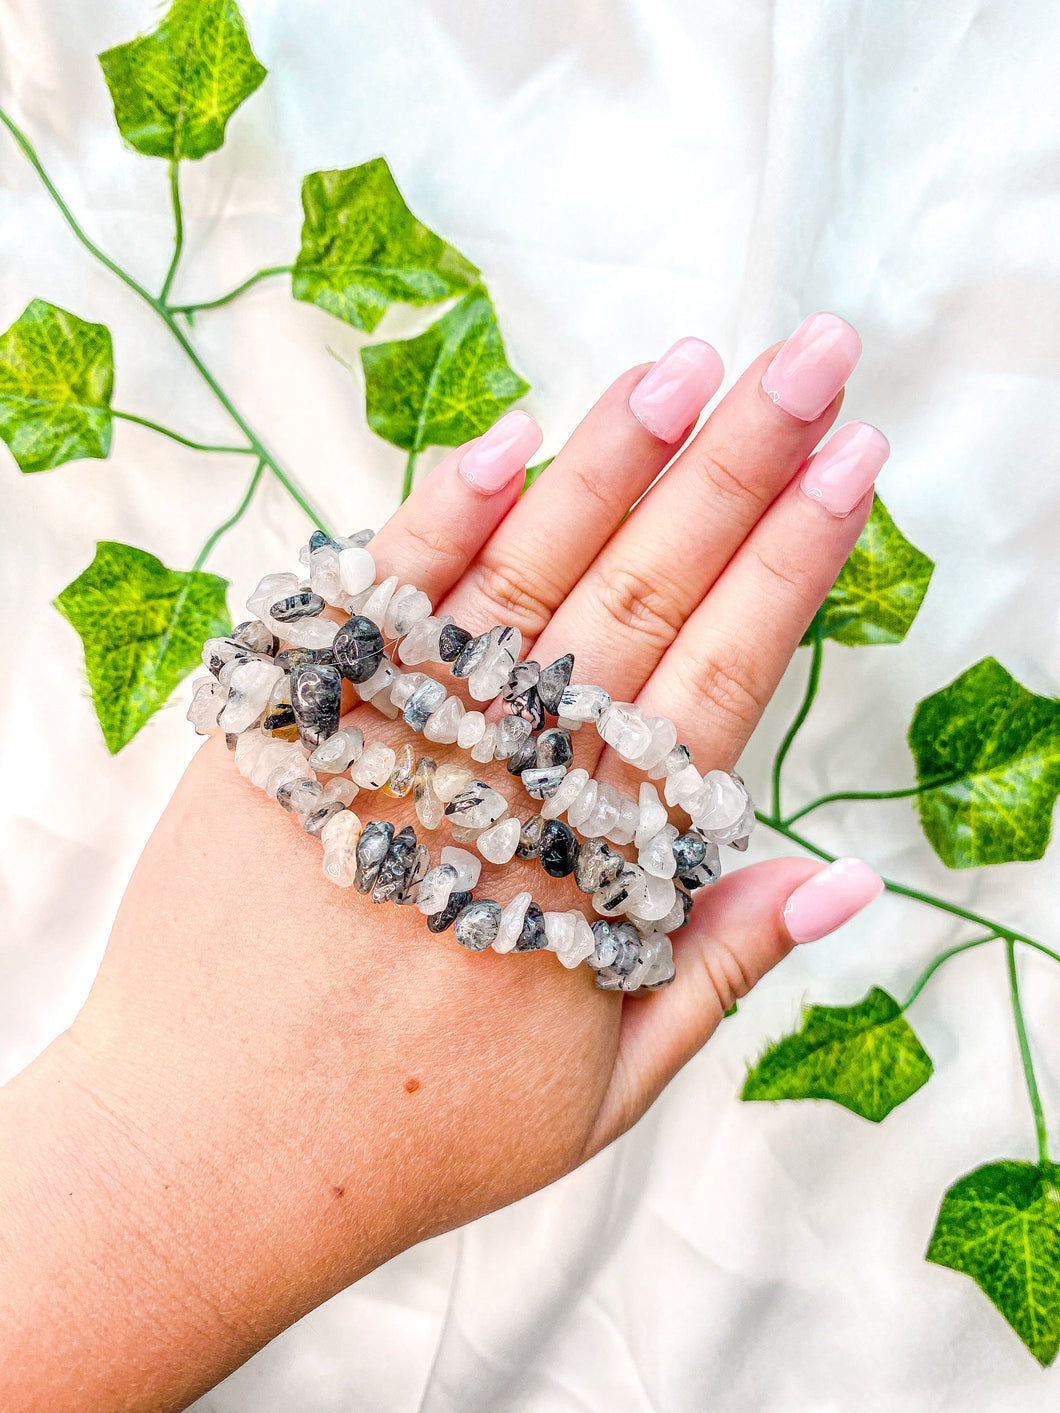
[801,421,890,517]
[782,857,884,944]
[458,411,543,494]
[761,312,862,422]
[629,337,724,443]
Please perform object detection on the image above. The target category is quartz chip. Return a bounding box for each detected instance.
[187,677,228,734]
[521,765,567,799]
[382,741,416,797]
[321,810,362,887]
[423,695,464,744]
[639,823,679,879]
[417,863,458,916]
[372,825,419,903]
[290,663,342,748]
[440,846,481,891]
[516,815,545,859]
[217,659,283,734]
[445,781,508,830]
[427,888,472,933]
[539,820,578,877]
[456,710,487,749]
[558,683,610,722]
[515,901,547,951]
[537,654,574,715]
[333,615,385,684]
[354,820,395,892]
[493,892,531,953]
[476,816,521,864]
[453,900,502,951]
[309,726,364,774]
[540,766,589,821]
[337,546,376,597]
[350,741,396,789]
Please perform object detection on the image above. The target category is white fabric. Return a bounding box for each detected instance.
[2,0,1060,1407]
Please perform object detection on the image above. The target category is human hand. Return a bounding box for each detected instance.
[1,314,888,1412]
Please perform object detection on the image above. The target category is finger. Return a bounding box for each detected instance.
[631,421,888,774]
[438,343,724,639]
[581,855,885,1157]
[531,313,861,700]
[366,411,543,604]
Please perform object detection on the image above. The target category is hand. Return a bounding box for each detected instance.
[0,315,887,1412]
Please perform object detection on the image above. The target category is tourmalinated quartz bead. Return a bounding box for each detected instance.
[390,672,426,708]
[438,623,473,662]
[218,659,283,734]
[389,588,433,639]
[417,863,458,915]
[432,761,474,803]
[515,901,547,951]
[403,677,447,731]
[629,873,677,923]
[599,702,653,762]
[320,810,362,887]
[469,626,521,701]
[521,765,567,799]
[355,820,395,892]
[493,892,531,953]
[399,614,445,665]
[427,888,472,933]
[413,756,445,830]
[277,778,323,815]
[262,675,298,740]
[350,741,396,789]
[537,654,574,716]
[567,778,598,830]
[535,727,572,769]
[593,863,648,917]
[290,663,342,749]
[248,572,299,631]
[451,631,490,679]
[360,575,399,629]
[270,590,325,621]
[516,815,545,859]
[457,711,486,749]
[514,686,546,731]
[649,743,692,782]
[558,683,610,722]
[309,725,364,774]
[625,930,675,990]
[187,677,228,734]
[574,837,624,894]
[201,635,263,677]
[230,619,278,656]
[440,846,481,891]
[445,781,507,830]
[503,661,540,702]
[470,723,497,763]
[639,823,679,879]
[496,714,532,759]
[672,831,707,874]
[454,900,502,950]
[337,546,376,597]
[372,825,419,903]
[476,816,521,864]
[554,911,597,969]
[634,782,668,849]
[664,763,703,808]
[303,799,346,837]
[587,919,639,971]
[280,614,341,652]
[274,647,328,671]
[319,777,358,807]
[586,782,624,839]
[397,843,431,905]
[356,659,396,702]
[506,738,538,776]
[678,844,722,892]
[539,820,578,877]
[382,742,416,797]
[333,615,385,683]
[307,547,343,605]
[423,696,464,744]
[541,767,590,822]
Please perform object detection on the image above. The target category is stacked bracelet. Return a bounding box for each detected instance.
[187,528,757,993]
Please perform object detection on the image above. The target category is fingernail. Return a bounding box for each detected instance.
[761,312,862,422]
[801,421,890,517]
[459,411,542,494]
[782,857,884,944]
[629,337,724,443]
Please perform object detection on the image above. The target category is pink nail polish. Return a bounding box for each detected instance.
[782,857,884,944]
[459,411,542,494]
[801,421,890,517]
[628,337,724,443]
[761,312,862,422]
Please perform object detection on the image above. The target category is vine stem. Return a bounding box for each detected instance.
[771,611,824,820]
[901,933,1000,1009]
[168,265,294,316]
[159,160,182,304]
[112,409,254,455]
[1006,938,1051,1165]
[193,458,267,571]
[783,772,967,827]
[401,449,419,502]
[0,105,331,537]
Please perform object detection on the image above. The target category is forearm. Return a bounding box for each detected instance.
[0,1032,382,1413]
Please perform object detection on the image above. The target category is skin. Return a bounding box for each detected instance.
[0,338,877,1412]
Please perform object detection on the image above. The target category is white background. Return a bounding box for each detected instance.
[2,1,1060,1408]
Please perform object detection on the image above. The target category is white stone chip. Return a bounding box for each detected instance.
[280,615,340,651]
[319,777,358,807]
[664,763,704,808]
[423,695,464,744]
[350,741,396,789]
[477,816,520,864]
[441,846,481,891]
[321,810,362,887]
[639,823,679,878]
[567,778,599,830]
[556,912,597,969]
[432,762,474,803]
[544,911,577,954]
[417,864,457,915]
[634,782,668,849]
[360,575,399,630]
[307,548,343,605]
[309,726,364,773]
[187,677,228,734]
[628,874,677,923]
[470,722,497,763]
[457,710,487,749]
[606,796,640,846]
[598,702,653,762]
[493,892,531,953]
[631,715,678,772]
[218,659,283,734]
[337,546,376,597]
[541,767,590,821]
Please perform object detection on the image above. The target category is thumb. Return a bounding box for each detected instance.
[581,855,885,1159]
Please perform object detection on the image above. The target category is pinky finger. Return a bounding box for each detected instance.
[580,855,885,1158]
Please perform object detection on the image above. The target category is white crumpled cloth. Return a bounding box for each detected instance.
[2,1,1059,1408]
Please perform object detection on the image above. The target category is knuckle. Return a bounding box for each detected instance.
[589,564,684,655]
[697,936,757,1014]
[752,545,809,595]
[466,554,558,636]
[400,520,467,575]
[681,634,765,736]
[568,458,614,518]
[696,446,770,513]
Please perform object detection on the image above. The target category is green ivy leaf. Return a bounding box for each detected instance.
[0,299,114,474]
[909,657,1060,868]
[292,159,480,333]
[99,0,266,161]
[361,287,529,453]
[741,987,932,1122]
[524,456,554,490]
[55,542,229,753]
[927,1161,1060,1365]
[801,496,934,646]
